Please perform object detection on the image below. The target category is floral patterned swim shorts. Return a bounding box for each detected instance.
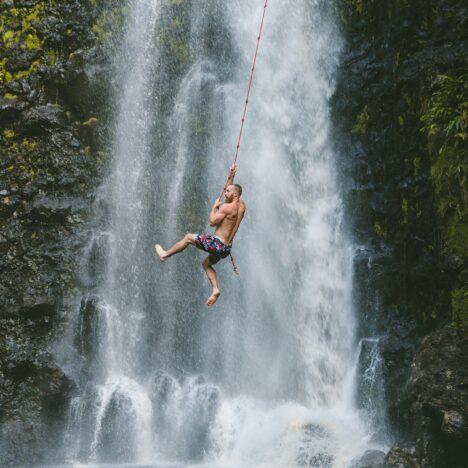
[195,233,231,259]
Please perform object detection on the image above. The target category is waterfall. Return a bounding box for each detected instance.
[59,0,387,465]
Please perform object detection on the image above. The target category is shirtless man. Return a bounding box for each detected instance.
[155,164,245,306]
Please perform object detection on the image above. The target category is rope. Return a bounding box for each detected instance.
[230,253,239,275]
[222,0,268,275]
[232,0,268,167]
[220,0,268,198]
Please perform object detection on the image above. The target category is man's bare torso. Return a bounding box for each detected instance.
[214,199,245,245]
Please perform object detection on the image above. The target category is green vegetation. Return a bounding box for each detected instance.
[0,3,46,50]
[401,198,409,225]
[421,74,467,246]
[82,117,99,126]
[374,221,387,238]
[352,105,369,135]
[345,0,366,14]
[338,0,467,330]
[3,129,15,139]
[0,2,58,83]
[0,58,12,84]
[421,74,467,333]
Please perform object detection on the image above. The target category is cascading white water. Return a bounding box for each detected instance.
[60,0,387,466]
[63,0,161,463]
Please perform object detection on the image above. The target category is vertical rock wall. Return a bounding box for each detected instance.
[0,0,113,464]
[333,1,467,466]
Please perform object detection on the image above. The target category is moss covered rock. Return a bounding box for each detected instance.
[0,0,116,464]
[334,0,467,465]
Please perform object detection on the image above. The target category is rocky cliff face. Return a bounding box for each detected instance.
[334,1,467,466]
[0,0,113,463]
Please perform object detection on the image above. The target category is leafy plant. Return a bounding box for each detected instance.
[421,74,467,246]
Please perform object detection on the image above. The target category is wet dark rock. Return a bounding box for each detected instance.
[0,304,21,318]
[381,315,419,387]
[0,96,28,124]
[21,295,56,319]
[403,326,468,467]
[76,295,101,363]
[352,449,386,468]
[59,66,96,117]
[80,232,110,287]
[5,79,31,96]
[7,46,41,72]
[384,444,420,468]
[31,195,72,219]
[80,294,100,320]
[0,0,108,463]
[334,1,468,467]
[441,410,465,438]
[0,360,75,466]
[23,104,67,133]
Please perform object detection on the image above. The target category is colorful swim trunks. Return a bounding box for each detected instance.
[195,233,231,259]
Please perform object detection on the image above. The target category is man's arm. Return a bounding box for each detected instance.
[209,198,227,226]
[224,164,237,188]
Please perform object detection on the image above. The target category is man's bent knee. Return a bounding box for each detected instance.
[184,233,196,244]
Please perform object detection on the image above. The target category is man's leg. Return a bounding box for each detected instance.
[155,233,196,261]
[202,255,221,306]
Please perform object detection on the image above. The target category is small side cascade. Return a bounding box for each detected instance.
[357,337,389,443]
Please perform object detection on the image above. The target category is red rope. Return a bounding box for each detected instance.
[221,0,268,199]
[224,0,268,275]
[232,0,268,166]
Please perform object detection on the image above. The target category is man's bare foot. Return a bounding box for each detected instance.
[154,244,167,262]
[206,289,220,307]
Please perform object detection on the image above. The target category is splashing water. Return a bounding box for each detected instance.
[59,0,387,466]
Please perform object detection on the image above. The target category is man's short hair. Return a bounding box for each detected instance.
[233,183,242,196]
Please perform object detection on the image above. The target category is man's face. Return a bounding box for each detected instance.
[224,185,237,202]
